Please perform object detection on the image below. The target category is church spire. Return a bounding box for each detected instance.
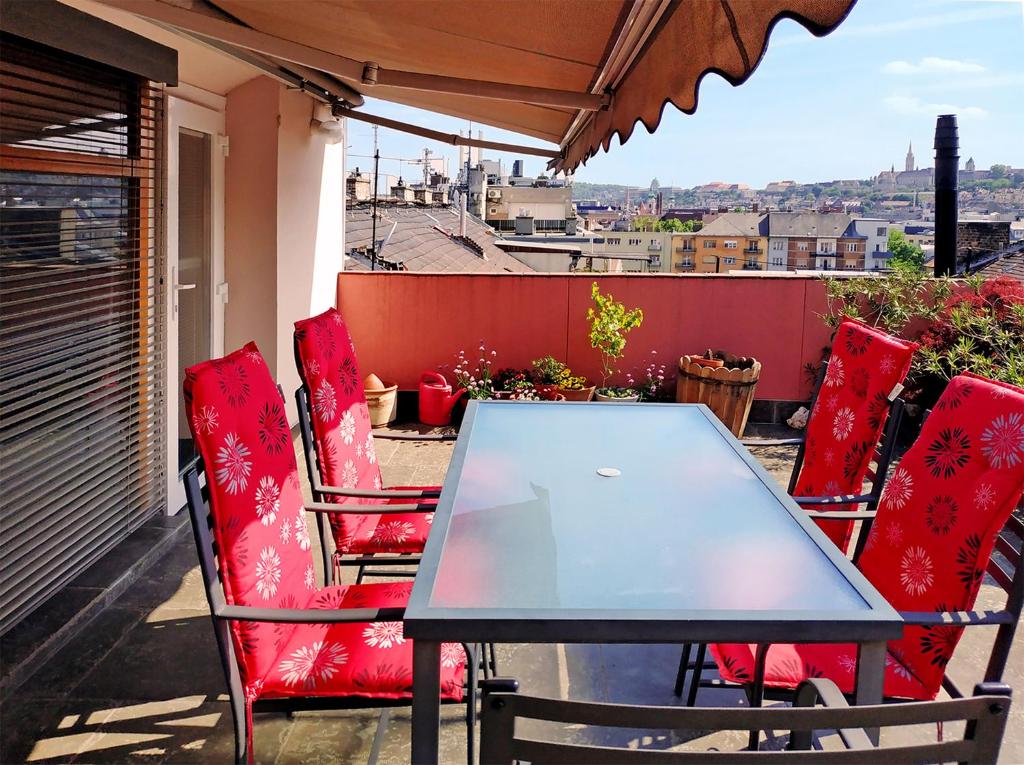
[905,141,915,172]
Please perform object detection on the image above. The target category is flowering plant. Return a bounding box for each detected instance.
[450,342,498,399]
[636,351,669,401]
[493,368,540,399]
[554,368,589,390]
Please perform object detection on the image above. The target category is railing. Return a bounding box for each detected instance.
[337,272,833,401]
[744,247,762,254]
[675,246,695,253]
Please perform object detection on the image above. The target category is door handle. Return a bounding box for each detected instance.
[174,282,197,291]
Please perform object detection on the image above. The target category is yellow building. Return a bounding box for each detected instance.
[670,232,698,272]
[691,213,769,273]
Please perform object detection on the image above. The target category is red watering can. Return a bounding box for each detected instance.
[418,372,466,426]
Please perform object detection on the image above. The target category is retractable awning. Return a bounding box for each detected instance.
[96,0,856,172]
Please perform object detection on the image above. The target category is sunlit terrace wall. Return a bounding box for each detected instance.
[336,273,833,402]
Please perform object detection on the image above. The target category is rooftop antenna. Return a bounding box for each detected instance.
[371,124,379,271]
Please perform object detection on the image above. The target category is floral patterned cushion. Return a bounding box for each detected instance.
[710,642,930,700]
[293,308,439,553]
[184,344,464,704]
[712,373,1024,701]
[184,343,318,687]
[259,581,465,701]
[793,318,917,552]
[855,372,1024,699]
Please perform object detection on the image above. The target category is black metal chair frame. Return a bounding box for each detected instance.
[184,459,480,765]
[479,679,1012,764]
[675,509,1024,750]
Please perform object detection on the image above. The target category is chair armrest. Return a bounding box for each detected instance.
[305,501,436,515]
[792,678,872,752]
[808,511,879,520]
[214,603,406,624]
[372,432,458,442]
[797,494,876,507]
[899,610,1016,627]
[741,437,804,447]
[316,484,442,499]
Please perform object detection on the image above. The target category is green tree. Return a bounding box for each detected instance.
[632,215,657,231]
[679,219,698,232]
[989,164,1009,179]
[887,229,925,272]
[654,218,684,232]
[587,282,643,386]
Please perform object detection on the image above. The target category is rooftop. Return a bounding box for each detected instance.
[345,204,533,273]
[5,433,1018,764]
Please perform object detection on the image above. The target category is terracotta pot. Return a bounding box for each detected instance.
[364,382,398,427]
[535,383,560,400]
[595,391,640,403]
[689,356,725,369]
[676,354,761,437]
[557,385,595,401]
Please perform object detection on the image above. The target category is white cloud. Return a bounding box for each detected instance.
[883,95,989,119]
[882,57,988,75]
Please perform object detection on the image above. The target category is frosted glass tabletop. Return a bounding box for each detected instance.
[408,402,897,637]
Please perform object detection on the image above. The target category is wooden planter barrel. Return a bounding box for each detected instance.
[676,355,761,437]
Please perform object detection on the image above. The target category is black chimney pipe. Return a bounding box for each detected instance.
[933,114,959,277]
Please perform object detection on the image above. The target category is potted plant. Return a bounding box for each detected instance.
[533,355,594,401]
[492,367,540,400]
[677,349,761,436]
[363,372,398,426]
[450,343,499,400]
[587,282,643,402]
[637,351,670,401]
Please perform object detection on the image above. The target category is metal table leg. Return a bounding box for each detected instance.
[855,640,886,746]
[412,640,441,765]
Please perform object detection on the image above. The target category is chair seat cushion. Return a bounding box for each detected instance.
[335,485,438,555]
[257,581,465,702]
[710,642,931,701]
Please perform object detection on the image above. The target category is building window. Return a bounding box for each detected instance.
[877,227,887,236]
[607,238,620,245]
[819,241,833,253]
[723,256,736,265]
[724,240,737,249]
[771,256,783,267]
[797,242,809,251]
[846,242,857,252]
[772,240,784,250]
[703,240,716,248]
[628,238,641,246]
[797,259,808,267]
[845,262,858,270]
[875,244,881,252]
[679,257,693,267]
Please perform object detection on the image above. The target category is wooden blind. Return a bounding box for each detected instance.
[0,34,165,634]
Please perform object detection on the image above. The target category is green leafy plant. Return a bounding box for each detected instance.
[531,355,567,385]
[887,230,926,272]
[587,282,643,386]
[449,342,498,399]
[822,264,950,335]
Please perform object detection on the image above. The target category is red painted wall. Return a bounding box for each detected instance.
[336,273,834,401]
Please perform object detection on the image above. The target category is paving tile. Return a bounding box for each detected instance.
[274,710,377,765]
[68,526,175,590]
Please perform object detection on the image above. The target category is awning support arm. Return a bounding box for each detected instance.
[95,0,607,111]
[334,107,562,160]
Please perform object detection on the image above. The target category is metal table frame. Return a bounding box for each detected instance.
[406,401,903,763]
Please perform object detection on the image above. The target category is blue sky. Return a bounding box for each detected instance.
[353,0,1024,188]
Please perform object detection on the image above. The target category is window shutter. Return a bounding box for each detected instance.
[0,34,166,634]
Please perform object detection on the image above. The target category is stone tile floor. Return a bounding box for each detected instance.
[1,433,1021,764]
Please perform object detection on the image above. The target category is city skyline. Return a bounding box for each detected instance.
[354,0,1024,189]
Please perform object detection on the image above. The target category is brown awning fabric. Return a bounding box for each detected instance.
[96,0,856,172]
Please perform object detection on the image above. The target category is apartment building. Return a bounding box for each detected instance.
[692,213,769,272]
[670,232,698,272]
[768,212,866,271]
[594,230,672,272]
[851,218,896,270]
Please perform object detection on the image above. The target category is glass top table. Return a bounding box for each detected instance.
[407,401,902,763]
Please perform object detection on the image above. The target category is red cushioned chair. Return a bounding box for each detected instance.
[293,307,444,585]
[183,342,477,764]
[683,373,1024,749]
[675,319,916,702]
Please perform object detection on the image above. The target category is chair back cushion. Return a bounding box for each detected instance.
[858,373,1024,698]
[794,318,917,551]
[184,343,316,687]
[294,308,385,543]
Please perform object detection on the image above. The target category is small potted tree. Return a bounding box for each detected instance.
[587,282,644,402]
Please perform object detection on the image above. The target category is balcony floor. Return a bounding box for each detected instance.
[2,430,1021,764]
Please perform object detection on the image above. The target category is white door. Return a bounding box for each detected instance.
[166,97,225,513]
